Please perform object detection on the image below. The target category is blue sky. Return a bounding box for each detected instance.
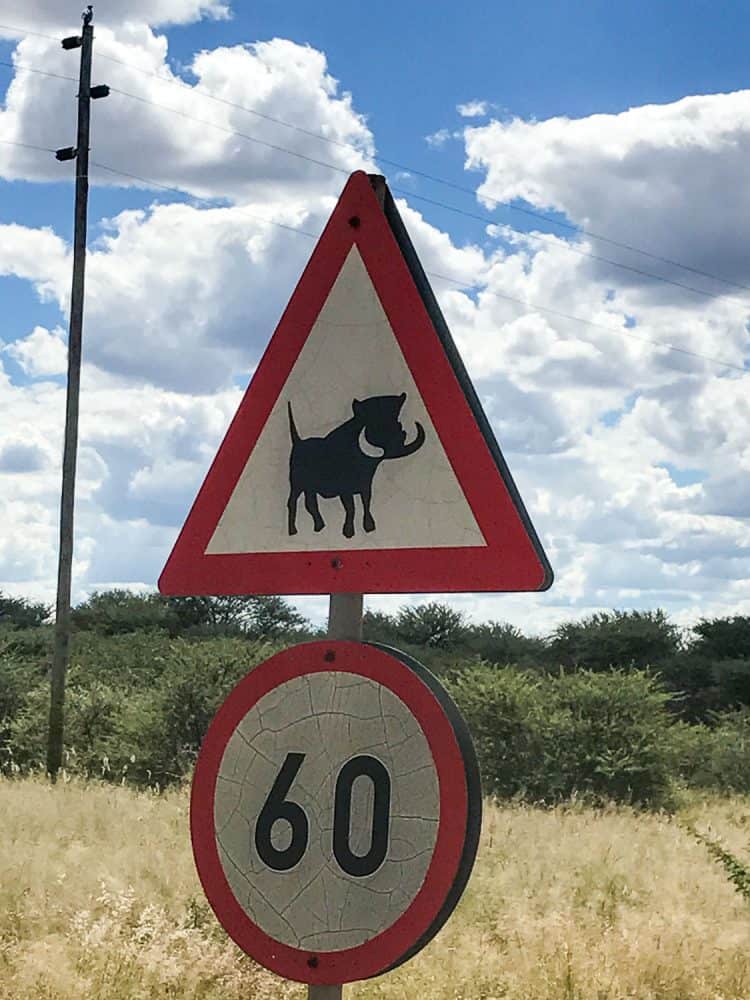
[1,0,749,630]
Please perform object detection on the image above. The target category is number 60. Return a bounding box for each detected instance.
[254,752,391,877]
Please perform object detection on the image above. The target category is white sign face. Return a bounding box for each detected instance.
[213,670,440,951]
[191,642,481,984]
[207,246,485,554]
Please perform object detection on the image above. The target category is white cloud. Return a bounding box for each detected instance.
[425,128,453,148]
[0,0,229,34]
[0,224,68,297]
[0,192,486,395]
[464,90,750,290]
[6,325,67,376]
[0,441,48,472]
[457,100,488,118]
[0,200,322,391]
[0,32,374,202]
[0,356,241,594]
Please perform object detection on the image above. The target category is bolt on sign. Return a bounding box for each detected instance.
[158,171,552,596]
[190,642,481,985]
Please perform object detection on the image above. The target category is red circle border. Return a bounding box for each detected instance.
[190,641,470,984]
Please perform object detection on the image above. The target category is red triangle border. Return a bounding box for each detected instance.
[159,172,552,595]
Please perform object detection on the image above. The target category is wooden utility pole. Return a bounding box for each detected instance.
[47,6,108,780]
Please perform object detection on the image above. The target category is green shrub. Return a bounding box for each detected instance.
[69,628,181,691]
[8,680,125,777]
[71,589,173,635]
[671,711,750,794]
[447,664,544,799]
[0,623,53,660]
[71,590,311,640]
[691,616,750,660]
[4,636,280,786]
[449,664,676,808]
[0,592,50,628]
[540,670,675,808]
[395,603,467,650]
[127,637,279,786]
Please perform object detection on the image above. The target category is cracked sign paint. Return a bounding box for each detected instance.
[191,641,481,983]
[214,671,439,951]
[207,247,485,554]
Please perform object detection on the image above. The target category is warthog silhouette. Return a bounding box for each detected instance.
[287,393,426,538]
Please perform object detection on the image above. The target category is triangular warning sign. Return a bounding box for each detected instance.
[159,172,553,596]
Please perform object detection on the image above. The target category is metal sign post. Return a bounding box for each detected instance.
[327,593,363,642]
[308,980,344,999]
[308,592,363,1000]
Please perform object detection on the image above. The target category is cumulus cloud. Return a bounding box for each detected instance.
[456,100,488,118]
[0,0,229,34]
[425,128,453,148]
[0,31,374,202]
[464,90,750,290]
[0,224,68,297]
[0,355,241,594]
[0,189,486,394]
[0,441,48,472]
[5,325,67,375]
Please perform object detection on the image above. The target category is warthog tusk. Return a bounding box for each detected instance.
[358,428,386,459]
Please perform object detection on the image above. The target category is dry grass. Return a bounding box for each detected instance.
[0,779,749,999]
[683,793,750,869]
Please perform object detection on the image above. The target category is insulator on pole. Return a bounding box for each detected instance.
[90,84,110,99]
[55,146,78,162]
[62,35,83,50]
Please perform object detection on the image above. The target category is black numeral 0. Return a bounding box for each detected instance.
[254,752,309,871]
[333,755,391,877]
[254,752,391,876]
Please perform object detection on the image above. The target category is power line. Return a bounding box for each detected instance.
[0,57,78,85]
[104,85,750,306]
[108,85,357,177]
[426,270,749,375]
[90,161,321,238]
[99,51,372,157]
[64,157,750,377]
[392,187,750,304]
[2,104,748,377]
[0,137,57,153]
[0,22,60,41]
[90,49,750,296]
[1,25,748,295]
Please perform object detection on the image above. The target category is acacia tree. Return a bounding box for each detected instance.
[167,595,308,638]
[465,621,546,668]
[71,590,309,639]
[690,617,750,660]
[362,610,401,646]
[547,609,680,671]
[71,590,170,635]
[0,592,51,629]
[395,602,467,649]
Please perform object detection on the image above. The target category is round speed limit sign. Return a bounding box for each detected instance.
[191,641,481,985]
